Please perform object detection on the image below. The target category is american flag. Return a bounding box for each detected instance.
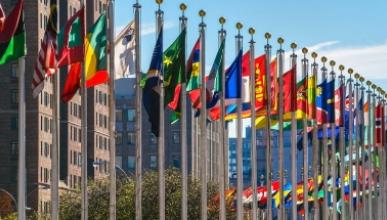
[32,0,57,98]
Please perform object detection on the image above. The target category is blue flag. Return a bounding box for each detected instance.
[143,28,163,137]
[326,79,335,123]
[225,50,242,99]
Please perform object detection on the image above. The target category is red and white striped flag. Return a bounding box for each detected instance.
[32,1,57,98]
[375,102,385,147]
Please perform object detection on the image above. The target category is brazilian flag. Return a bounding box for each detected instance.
[0,0,26,65]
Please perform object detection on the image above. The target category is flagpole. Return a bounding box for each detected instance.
[198,9,207,220]
[178,3,188,220]
[376,87,382,220]
[347,68,354,220]
[133,1,142,220]
[235,22,243,220]
[311,52,320,220]
[17,56,26,220]
[80,1,88,220]
[320,56,329,220]
[248,27,258,220]
[366,80,373,220]
[276,37,285,220]
[338,65,347,220]
[301,48,309,220]
[155,1,165,219]
[354,73,361,220]
[329,60,337,220]
[382,92,387,220]
[51,0,60,219]
[218,16,227,220]
[290,42,298,220]
[359,76,366,220]
[264,33,273,220]
[107,1,116,219]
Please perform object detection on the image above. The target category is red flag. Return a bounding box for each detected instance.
[0,4,5,31]
[57,7,85,67]
[61,62,81,103]
[375,103,384,147]
[0,0,23,43]
[335,85,345,126]
[283,66,297,112]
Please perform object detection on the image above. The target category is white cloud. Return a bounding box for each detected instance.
[115,20,176,37]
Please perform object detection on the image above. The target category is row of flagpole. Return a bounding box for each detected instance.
[8,0,387,219]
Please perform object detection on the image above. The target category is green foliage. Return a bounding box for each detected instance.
[59,168,234,220]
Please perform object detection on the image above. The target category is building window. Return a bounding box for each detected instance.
[104,115,107,128]
[104,138,107,150]
[11,90,18,104]
[127,156,135,169]
[150,156,157,169]
[11,117,18,130]
[103,94,107,106]
[116,109,123,122]
[127,109,135,122]
[116,133,122,145]
[127,132,135,145]
[44,142,49,157]
[10,142,17,157]
[11,63,18,78]
[172,132,180,144]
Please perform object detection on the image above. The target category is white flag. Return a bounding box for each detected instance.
[114,21,135,79]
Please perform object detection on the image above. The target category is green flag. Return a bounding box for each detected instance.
[164,29,186,112]
[0,1,26,65]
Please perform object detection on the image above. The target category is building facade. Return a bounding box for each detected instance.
[115,78,224,181]
[0,0,110,216]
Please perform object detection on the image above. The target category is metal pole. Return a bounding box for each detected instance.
[248,27,257,220]
[155,1,165,219]
[264,33,273,220]
[108,1,116,219]
[371,84,377,220]
[329,60,337,220]
[290,42,298,220]
[276,37,285,220]
[348,68,354,220]
[311,52,320,220]
[133,1,142,220]
[198,9,207,220]
[80,1,88,220]
[359,76,366,220]
[179,3,188,220]
[301,48,309,220]
[338,65,346,220]
[51,0,60,219]
[366,80,373,220]
[17,56,26,220]
[354,73,361,220]
[235,22,244,220]
[320,57,329,220]
[376,88,382,220]
[218,16,227,220]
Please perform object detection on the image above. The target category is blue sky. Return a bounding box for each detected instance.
[114,0,387,136]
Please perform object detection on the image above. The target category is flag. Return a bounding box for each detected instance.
[32,0,57,97]
[281,66,297,120]
[0,4,5,31]
[165,29,186,114]
[335,84,345,126]
[307,73,317,120]
[143,28,163,137]
[114,21,135,78]
[61,62,81,102]
[85,13,108,88]
[256,57,278,116]
[57,7,85,67]
[326,78,335,123]
[375,102,384,147]
[186,38,201,108]
[316,80,328,124]
[0,0,25,65]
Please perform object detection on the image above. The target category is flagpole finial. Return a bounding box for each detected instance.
[264,32,271,45]
[302,48,308,54]
[329,60,336,67]
[199,9,206,17]
[366,80,372,87]
[277,37,284,49]
[359,76,365,84]
[372,84,377,90]
[339,65,344,71]
[155,0,163,5]
[236,22,243,30]
[180,3,187,11]
[290,42,297,53]
[311,52,318,62]
[348,68,354,75]
[354,73,360,80]
[248,27,255,35]
[321,56,327,64]
[219,17,226,25]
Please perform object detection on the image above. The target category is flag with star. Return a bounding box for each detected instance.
[326,78,335,123]
[316,80,328,124]
[165,28,186,116]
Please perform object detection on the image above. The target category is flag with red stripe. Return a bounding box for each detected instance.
[375,102,384,147]
[32,0,57,97]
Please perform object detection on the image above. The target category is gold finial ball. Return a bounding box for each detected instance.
[199,10,206,17]
[339,65,345,71]
[359,76,365,82]
[302,48,308,54]
[321,56,327,63]
[219,17,226,25]
[354,73,360,79]
[155,0,163,5]
[348,68,354,74]
[372,84,377,90]
[290,42,297,49]
[329,60,336,66]
[277,37,284,44]
[179,3,187,11]
[381,90,386,95]
[264,32,271,40]
[311,52,318,59]
[366,80,372,86]
[236,22,243,30]
[248,28,255,35]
